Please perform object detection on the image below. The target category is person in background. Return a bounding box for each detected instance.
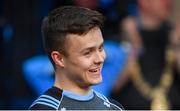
[111,0,180,110]
[29,6,124,110]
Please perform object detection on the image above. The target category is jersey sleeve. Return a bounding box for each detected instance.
[29,103,56,110]
[28,94,61,110]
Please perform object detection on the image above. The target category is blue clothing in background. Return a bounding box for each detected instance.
[23,56,54,95]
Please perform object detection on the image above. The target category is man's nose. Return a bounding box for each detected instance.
[94,51,106,64]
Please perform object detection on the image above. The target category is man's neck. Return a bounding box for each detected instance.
[54,72,91,95]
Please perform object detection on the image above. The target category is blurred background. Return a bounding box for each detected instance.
[0,0,179,109]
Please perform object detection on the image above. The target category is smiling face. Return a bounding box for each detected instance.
[62,27,106,88]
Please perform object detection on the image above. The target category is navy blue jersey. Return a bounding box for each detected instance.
[29,86,123,110]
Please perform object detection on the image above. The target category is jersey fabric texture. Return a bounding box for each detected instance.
[29,86,123,110]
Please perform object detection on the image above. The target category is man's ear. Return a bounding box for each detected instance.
[51,51,65,67]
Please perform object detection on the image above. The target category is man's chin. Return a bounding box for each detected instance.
[91,78,102,85]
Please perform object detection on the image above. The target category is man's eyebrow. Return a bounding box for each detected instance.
[80,46,94,53]
[80,41,104,53]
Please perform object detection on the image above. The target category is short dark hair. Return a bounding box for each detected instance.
[42,6,104,67]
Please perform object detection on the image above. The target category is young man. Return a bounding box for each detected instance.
[29,6,123,110]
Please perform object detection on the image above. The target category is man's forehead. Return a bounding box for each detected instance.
[65,28,103,52]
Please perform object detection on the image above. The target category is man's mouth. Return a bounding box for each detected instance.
[89,67,101,72]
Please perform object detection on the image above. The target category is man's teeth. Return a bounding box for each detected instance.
[89,69,98,72]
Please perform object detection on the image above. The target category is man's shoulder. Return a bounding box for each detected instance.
[94,91,124,110]
[109,98,125,110]
[28,86,63,110]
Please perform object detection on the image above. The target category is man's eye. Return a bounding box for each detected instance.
[99,45,104,51]
[84,51,91,55]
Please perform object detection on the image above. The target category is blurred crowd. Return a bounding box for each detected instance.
[0,0,179,109]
